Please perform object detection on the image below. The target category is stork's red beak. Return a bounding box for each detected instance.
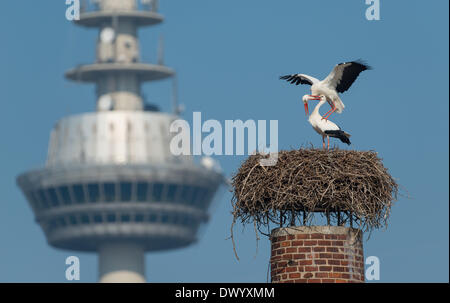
[304,102,309,116]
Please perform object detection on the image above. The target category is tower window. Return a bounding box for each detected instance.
[107,213,116,223]
[180,185,194,205]
[93,214,103,223]
[121,214,131,222]
[73,184,86,204]
[58,186,72,205]
[47,188,59,207]
[120,182,132,201]
[28,191,40,210]
[88,183,100,203]
[136,182,148,202]
[189,187,202,205]
[103,183,116,202]
[166,184,177,202]
[152,183,164,201]
[37,189,50,209]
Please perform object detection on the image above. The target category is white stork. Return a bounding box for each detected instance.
[281,60,371,120]
[303,95,351,150]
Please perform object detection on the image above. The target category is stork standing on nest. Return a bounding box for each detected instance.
[280,60,371,120]
[303,95,351,150]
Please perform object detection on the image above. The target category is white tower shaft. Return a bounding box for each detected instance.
[99,242,146,283]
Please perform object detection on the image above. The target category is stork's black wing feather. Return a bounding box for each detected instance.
[335,60,372,93]
[324,130,351,145]
[279,74,314,86]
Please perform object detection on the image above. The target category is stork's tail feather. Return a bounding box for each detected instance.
[324,130,351,145]
[333,96,345,114]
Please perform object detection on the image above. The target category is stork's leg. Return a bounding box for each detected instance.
[323,107,337,121]
[322,136,326,149]
[327,136,330,150]
[322,103,336,121]
[308,94,321,100]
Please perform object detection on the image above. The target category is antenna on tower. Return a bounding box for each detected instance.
[157,35,164,66]
[141,0,156,11]
[112,13,119,61]
[152,0,159,12]
[172,74,184,116]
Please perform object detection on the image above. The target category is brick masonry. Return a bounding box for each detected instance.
[270,226,364,283]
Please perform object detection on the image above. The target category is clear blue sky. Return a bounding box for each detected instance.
[0,0,448,282]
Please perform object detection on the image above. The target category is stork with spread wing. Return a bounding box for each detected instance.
[280,60,371,120]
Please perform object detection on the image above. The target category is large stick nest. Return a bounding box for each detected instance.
[231,148,398,233]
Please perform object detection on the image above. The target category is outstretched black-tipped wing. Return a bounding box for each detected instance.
[279,74,318,86]
[324,60,372,93]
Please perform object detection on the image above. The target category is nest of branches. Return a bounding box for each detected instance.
[231,148,398,235]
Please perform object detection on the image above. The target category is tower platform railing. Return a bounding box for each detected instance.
[80,0,159,14]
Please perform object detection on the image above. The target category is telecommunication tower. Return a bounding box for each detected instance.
[17,0,224,282]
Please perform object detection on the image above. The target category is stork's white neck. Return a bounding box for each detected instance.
[311,99,326,117]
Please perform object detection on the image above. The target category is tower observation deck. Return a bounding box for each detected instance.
[17,0,224,283]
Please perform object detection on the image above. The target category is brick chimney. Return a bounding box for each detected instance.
[270,226,364,283]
